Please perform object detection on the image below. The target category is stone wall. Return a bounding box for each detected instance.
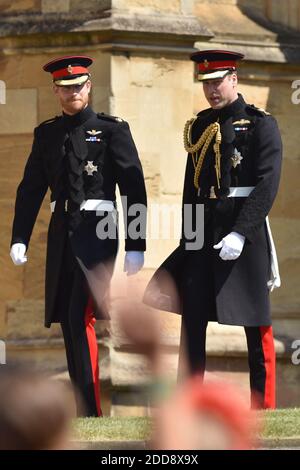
[266,0,300,31]
[1,0,299,31]
[0,0,109,14]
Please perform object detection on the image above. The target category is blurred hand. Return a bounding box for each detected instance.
[123,251,144,276]
[213,232,245,261]
[10,243,27,265]
[153,378,258,450]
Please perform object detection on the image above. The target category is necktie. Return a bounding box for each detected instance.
[65,126,88,231]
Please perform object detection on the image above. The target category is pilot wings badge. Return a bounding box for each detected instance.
[86,129,102,142]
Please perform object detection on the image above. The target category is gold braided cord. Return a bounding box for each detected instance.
[214,125,222,188]
[183,119,222,190]
[193,130,217,190]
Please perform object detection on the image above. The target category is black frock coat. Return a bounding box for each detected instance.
[11,106,147,327]
[144,95,282,327]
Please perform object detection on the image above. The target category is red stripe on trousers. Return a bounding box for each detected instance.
[84,298,102,416]
[260,326,276,409]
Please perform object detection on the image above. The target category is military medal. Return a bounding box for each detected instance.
[84,161,98,176]
[231,148,243,168]
[86,129,102,142]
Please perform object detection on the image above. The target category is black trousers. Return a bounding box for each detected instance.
[181,268,276,409]
[58,241,101,417]
[56,213,118,417]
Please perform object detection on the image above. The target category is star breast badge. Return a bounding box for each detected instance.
[86,129,102,142]
[84,161,98,176]
[231,148,243,168]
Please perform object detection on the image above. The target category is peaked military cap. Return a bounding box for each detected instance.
[191,50,244,81]
[43,55,93,86]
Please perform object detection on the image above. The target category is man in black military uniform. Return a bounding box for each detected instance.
[10,56,147,416]
[144,50,282,409]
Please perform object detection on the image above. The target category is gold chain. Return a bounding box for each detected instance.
[183,118,222,190]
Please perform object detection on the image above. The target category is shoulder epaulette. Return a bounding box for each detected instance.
[246,104,271,116]
[196,108,213,118]
[97,112,124,123]
[39,116,60,126]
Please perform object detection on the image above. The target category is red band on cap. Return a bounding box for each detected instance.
[198,60,237,72]
[52,66,89,79]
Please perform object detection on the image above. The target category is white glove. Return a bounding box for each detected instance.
[10,243,27,266]
[124,251,144,276]
[213,232,245,261]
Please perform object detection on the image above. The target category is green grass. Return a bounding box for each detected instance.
[261,408,300,439]
[73,409,300,442]
[73,417,151,442]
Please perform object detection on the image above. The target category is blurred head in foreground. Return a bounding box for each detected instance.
[153,376,259,450]
[0,367,74,450]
